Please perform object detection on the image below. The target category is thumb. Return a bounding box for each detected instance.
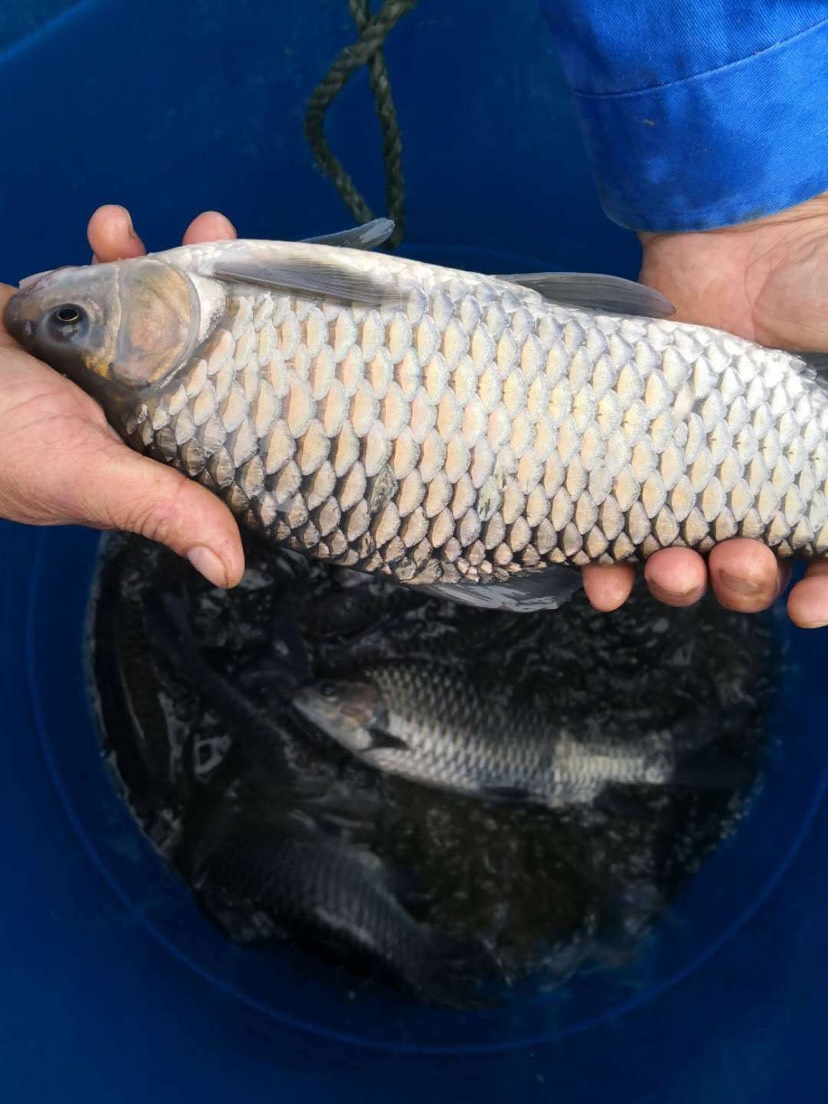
[77,431,245,587]
[1,283,244,586]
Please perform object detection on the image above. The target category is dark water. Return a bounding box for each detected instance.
[89,534,780,1005]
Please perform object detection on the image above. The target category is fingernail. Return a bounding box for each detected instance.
[117,205,139,239]
[187,545,227,587]
[718,570,764,596]
[647,581,700,604]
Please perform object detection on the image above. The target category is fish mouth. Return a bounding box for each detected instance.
[4,267,77,343]
[291,685,331,724]
[2,269,69,347]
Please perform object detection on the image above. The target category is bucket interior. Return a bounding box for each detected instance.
[2,0,828,1098]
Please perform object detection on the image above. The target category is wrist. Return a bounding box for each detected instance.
[638,192,828,249]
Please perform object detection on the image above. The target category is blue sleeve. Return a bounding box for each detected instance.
[538,2,828,232]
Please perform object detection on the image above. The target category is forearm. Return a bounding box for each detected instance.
[539,2,828,232]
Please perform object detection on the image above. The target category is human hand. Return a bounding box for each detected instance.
[0,205,244,587]
[582,193,828,628]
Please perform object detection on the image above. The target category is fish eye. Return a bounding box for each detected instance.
[318,681,340,700]
[51,304,86,326]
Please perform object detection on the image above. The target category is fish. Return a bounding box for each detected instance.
[141,588,390,832]
[291,659,750,807]
[91,539,175,810]
[192,812,491,1006]
[5,218,828,612]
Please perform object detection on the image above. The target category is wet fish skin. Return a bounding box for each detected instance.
[5,232,828,605]
[291,660,681,807]
[194,818,486,1005]
[91,541,174,806]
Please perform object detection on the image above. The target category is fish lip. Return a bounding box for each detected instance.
[4,269,60,344]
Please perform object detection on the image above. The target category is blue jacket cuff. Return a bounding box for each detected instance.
[561,18,828,232]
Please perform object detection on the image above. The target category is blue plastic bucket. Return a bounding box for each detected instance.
[2,2,827,1100]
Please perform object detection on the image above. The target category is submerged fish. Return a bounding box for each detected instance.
[193,815,487,1005]
[292,660,746,807]
[6,219,827,611]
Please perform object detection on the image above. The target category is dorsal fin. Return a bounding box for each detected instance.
[421,564,583,612]
[500,271,675,319]
[302,218,395,250]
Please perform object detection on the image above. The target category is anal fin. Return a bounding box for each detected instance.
[481,785,534,804]
[420,565,583,612]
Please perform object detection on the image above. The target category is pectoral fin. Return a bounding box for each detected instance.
[214,248,401,306]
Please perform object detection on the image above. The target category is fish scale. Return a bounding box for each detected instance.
[194,826,463,999]
[6,231,828,595]
[137,264,826,583]
[292,660,677,807]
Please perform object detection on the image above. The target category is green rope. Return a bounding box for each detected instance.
[305,0,418,249]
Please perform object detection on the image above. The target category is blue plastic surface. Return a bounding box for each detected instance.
[1,1,827,1101]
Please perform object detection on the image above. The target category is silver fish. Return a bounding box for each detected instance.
[194,816,486,1006]
[291,660,742,807]
[5,218,827,612]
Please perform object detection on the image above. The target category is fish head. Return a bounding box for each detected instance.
[292,678,385,753]
[3,257,203,412]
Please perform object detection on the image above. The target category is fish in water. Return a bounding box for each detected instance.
[5,218,827,612]
[292,660,748,807]
[192,813,489,1006]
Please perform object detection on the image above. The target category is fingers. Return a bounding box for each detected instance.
[76,432,245,587]
[87,206,237,266]
[88,204,146,262]
[0,358,245,586]
[581,563,636,611]
[583,550,707,613]
[644,548,707,607]
[584,540,799,620]
[0,282,15,331]
[708,539,786,613]
[183,210,237,244]
[787,562,828,628]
